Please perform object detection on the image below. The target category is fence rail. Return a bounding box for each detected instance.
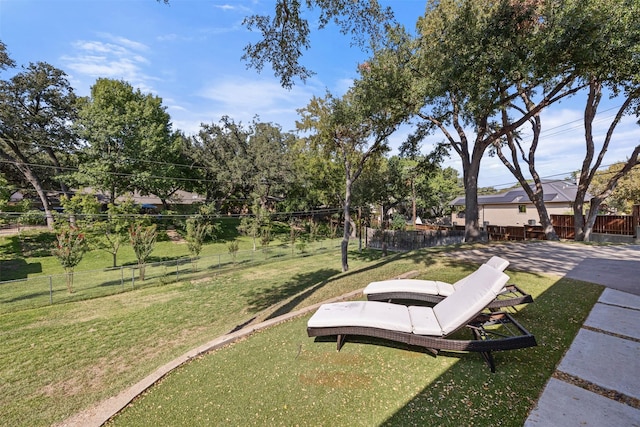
[0,239,343,315]
[551,214,637,239]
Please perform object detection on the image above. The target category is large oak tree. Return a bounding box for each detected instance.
[74,78,174,204]
[0,58,78,229]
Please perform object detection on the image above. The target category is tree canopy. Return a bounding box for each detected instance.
[74,78,174,204]
[0,60,78,228]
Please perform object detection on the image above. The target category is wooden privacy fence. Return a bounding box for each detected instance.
[551,212,638,239]
[486,225,546,241]
[485,210,639,241]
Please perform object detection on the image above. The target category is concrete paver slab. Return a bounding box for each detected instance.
[557,328,640,400]
[584,303,640,340]
[524,378,640,427]
[599,288,640,310]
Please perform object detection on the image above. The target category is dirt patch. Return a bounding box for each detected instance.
[298,371,372,389]
[165,229,186,244]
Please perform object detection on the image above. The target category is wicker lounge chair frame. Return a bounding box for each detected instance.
[366,283,534,309]
[307,311,536,372]
[308,264,536,372]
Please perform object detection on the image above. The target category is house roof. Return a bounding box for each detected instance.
[450,180,586,206]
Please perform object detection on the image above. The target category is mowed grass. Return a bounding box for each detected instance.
[108,269,602,427]
[0,230,343,314]
[0,242,603,427]
[0,245,429,427]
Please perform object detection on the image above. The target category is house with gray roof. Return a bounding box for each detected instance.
[450,180,583,227]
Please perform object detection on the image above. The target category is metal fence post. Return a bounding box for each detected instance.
[121,266,124,290]
[176,259,179,281]
[131,268,135,289]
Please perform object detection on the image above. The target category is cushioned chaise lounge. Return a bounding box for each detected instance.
[307,264,536,372]
[364,256,533,309]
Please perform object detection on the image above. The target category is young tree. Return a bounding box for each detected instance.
[94,200,138,268]
[185,217,207,270]
[227,240,240,264]
[298,81,406,271]
[129,223,157,281]
[186,202,220,269]
[238,201,270,251]
[51,226,87,293]
[0,60,78,229]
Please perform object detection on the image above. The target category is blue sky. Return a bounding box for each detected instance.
[0,0,637,189]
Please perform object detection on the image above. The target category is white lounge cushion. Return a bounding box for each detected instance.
[308,264,510,339]
[434,264,509,335]
[307,301,413,333]
[363,279,452,296]
[365,256,509,297]
[408,306,443,336]
[486,256,510,271]
[452,257,509,291]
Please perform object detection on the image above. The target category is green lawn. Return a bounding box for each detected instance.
[0,230,345,314]
[0,243,603,426]
[106,268,601,426]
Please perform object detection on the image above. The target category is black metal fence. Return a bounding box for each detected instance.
[365,227,466,252]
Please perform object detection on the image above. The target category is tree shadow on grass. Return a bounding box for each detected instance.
[243,268,341,314]
[264,250,442,321]
[0,258,43,280]
[1,288,50,304]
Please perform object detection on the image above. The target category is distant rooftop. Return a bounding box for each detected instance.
[450,180,585,206]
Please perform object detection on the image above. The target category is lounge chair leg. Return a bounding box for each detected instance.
[336,334,346,351]
[471,327,496,372]
[481,351,496,373]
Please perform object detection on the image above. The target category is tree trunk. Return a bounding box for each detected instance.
[532,197,558,240]
[65,270,74,293]
[573,193,587,242]
[411,179,417,226]
[582,146,640,241]
[462,157,483,242]
[0,150,55,229]
[582,197,602,242]
[23,167,55,229]
[342,177,352,272]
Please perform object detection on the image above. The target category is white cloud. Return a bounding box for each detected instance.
[61,34,157,95]
[196,76,318,130]
[213,4,252,13]
[97,33,149,52]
